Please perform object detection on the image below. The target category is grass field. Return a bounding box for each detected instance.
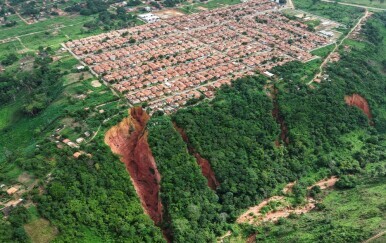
[311,43,335,58]
[0,15,96,41]
[180,0,241,13]
[293,0,365,26]
[0,41,24,59]
[24,218,58,243]
[340,0,386,9]
[0,14,101,52]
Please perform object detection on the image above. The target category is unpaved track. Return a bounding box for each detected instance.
[363,230,386,243]
[237,177,339,225]
[309,9,369,84]
[321,0,386,11]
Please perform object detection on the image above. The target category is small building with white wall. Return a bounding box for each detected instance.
[138,13,160,23]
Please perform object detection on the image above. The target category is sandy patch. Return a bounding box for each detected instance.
[154,9,185,19]
[17,172,33,184]
[308,176,339,190]
[236,196,284,224]
[282,181,296,194]
[237,177,339,225]
[196,6,208,11]
[91,80,102,88]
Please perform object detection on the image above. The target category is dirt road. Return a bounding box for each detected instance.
[363,230,386,243]
[309,9,369,84]
[321,0,386,11]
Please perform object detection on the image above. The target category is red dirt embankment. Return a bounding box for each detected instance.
[345,94,373,125]
[105,107,163,224]
[174,124,220,190]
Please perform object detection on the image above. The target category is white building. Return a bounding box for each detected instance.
[138,13,160,23]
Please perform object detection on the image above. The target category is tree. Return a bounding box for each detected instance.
[335,175,357,189]
[1,53,18,66]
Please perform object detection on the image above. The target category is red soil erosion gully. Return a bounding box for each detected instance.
[104,107,219,239]
[271,88,289,146]
[104,107,163,224]
[173,124,220,190]
[344,94,374,125]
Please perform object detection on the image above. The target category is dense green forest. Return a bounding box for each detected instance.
[36,140,165,242]
[171,10,386,223]
[148,116,228,242]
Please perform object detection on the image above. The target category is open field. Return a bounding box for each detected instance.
[153,9,186,19]
[179,0,242,13]
[0,41,24,59]
[293,0,365,26]
[335,0,386,9]
[0,15,95,41]
[24,218,58,243]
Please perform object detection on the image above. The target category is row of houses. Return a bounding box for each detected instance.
[66,0,333,113]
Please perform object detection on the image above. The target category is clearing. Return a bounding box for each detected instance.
[24,218,58,243]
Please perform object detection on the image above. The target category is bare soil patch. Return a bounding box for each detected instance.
[63,72,93,86]
[345,94,373,124]
[154,9,185,19]
[308,176,338,190]
[237,177,339,225]
[196,6,208,11]
[17,172,33,184]
[91,80,102,88]
[105,107,163,225]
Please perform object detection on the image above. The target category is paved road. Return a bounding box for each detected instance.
[321,0,386,11]
[308,9,369,84]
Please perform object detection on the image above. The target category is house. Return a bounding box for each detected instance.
[6,187,19,195]
[73,152,82,159]
[263,71,274,77]
[67,0,331,113]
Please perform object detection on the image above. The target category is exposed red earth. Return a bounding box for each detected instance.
[105,107,163,224]
[345,94,373,125]
[174,124,220,190]
[237,177,339,225]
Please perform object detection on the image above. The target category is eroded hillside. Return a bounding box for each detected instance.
[105,107,163,224]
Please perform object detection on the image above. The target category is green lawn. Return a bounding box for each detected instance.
[0,14,96,41]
